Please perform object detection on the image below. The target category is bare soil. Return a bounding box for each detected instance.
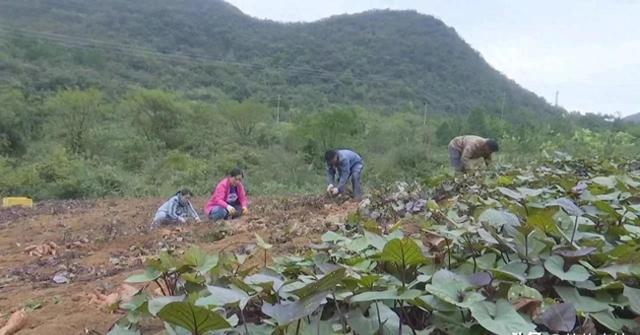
[0,195,358,334]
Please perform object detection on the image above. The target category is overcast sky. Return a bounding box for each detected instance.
[227,0,640,117]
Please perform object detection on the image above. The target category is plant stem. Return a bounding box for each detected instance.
[153,279,167,296]
[524,232,529,264]
[570,215,579,245]
[375,301,383,334]
[521,200,529,216]
[240,308,250,335]
[445,238,452,269]
[499,251,508,265]
[295,319,301,335]
[398,301,417,335]
[332,292,347,334]
[264,250,267,267]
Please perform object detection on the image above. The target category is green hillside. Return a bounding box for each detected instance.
[0,0,556,115]
[0,0,637,199]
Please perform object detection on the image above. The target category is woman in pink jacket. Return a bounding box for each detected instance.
[204,168,249,221]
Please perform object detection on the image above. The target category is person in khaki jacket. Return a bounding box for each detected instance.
[448,135,499,172]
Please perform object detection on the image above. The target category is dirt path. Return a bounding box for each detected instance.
[0,196,357,334]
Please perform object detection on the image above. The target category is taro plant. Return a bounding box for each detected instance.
[110,157,640,335]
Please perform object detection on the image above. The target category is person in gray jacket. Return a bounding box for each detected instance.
[151,188,201,229]
[325,149,364,199]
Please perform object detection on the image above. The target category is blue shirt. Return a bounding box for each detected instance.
[326,149,363,191]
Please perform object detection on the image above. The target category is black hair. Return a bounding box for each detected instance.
[325,150,338,164]
[486,139,499,152]
[177,188,193,196]
[229,167,244,178]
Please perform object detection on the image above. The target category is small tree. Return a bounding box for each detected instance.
[125,89,186,149]
[435,121,454,146]
[465,107,490,136]
[220,99,271,141]
[45,89,102,155]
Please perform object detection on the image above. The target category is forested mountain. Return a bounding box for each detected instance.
[0,0,557,116]
[1,0,636,200]
[623,113,640,123]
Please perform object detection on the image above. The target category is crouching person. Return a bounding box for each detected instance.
[204,168,249,221]
[151,188,201,229]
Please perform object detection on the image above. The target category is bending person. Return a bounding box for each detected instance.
[325,149,364,199]
[448,135,499,172]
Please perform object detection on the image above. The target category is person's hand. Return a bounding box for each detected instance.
[226,205,237,216]
[242,207,249,215]
[331,187,339,195]
[178,217,186,224]
[326,184,334,193]
[195,217,201,224]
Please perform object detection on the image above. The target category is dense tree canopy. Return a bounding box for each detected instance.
[0,0,638,199]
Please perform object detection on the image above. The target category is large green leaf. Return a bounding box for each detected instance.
[514,229,549,261]
[507,284,543,302]
[591,310,624,332]
[321,231,351,243]
[261,292,327,325]
[553,286,609,313]
[477,208,520,235]
[158,302,231,334]
[547,197,584,216]
[290,268,345,299]
[244,272,285,291]
[418,295,457,312]
[255,233,273,250]
[498,187,523,201]
[124,268,161,283]
[496,261,545,281]
[364,231,387,251]
[183,245,219,273]
[148,295,185,316]
[380,238,426,268]
[196,286,250,310]
[469,300,537,335]
[347,302,412,335]
[424,270,485,308]
[545,255,590,282]
[350,288,422,302]
[592,176,618,189]
[346,236,371,253]
[623,285,640,315]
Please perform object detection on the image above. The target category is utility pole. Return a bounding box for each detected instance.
[276,94,281,123]
[423,102,428,126]
[555,91,559,107]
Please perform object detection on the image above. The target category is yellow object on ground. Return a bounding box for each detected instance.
[2,197,33,208]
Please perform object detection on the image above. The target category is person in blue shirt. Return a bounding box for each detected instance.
[325,149,364,199]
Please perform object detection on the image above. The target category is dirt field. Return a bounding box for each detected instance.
[0,195,358,334]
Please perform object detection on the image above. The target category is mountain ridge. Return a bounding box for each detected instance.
[0,0,560,116]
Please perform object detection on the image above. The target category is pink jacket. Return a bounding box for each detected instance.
[204,177,248,214]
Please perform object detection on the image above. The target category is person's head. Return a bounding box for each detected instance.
[177,188,193,201]
[325,150,338,166]
[485,139,499,153]
[228,168,244,186]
